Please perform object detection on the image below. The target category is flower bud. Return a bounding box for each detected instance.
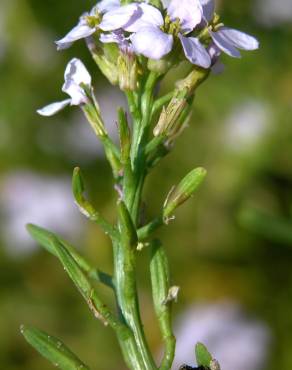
[117,52,139,91]
[86,36,119,85]
[147,58,174,74]
[163,167,207,220]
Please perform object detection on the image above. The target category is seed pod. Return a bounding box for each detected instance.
[117,200,138,250]
[163,167,207,220]
[118,107,131,164]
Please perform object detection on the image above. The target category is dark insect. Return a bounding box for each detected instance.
[179,365,206,370]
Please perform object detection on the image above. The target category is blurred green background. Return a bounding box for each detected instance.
[0,0,292,369]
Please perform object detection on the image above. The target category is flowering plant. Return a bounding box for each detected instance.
[21,0,259,369]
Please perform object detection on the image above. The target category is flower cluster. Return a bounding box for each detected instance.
[56,0,259,69]
[38,0,259,115]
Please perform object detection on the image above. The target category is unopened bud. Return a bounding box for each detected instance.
[86,36,119,85]
[163,167,207,219]
[147,58,174,74]
[117,52,139,91]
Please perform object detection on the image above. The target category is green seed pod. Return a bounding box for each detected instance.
[21,325,90,370]
[72,167,97,219]
[150,240,171,314]
[118,107,131,164]
[163,167,207,220]
[150,240,176,369]
[117,200,138,250]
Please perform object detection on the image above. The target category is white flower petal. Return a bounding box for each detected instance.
[99,3,141,31]
[210,30,241,58]
[131,26,173,60]
[199,0,215,22]
[96,0,120,13]
[123,3,163,32]
[64,58,92,87]
[37,99,71,116]
[55,21,96,50]
[217,27,259,51]
[179,34,211,68]
[62,59,92,105]
[62,81,87,105]
[167,0,202,32]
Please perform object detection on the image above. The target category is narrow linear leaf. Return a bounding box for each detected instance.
[21,325,90,370]
[26,223,114,290]
[72,168,117,239]
[49,236,118,327]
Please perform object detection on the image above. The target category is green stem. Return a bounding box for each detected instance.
[138,216,164,241]
[151,91,174,117]
[113,241,156,370]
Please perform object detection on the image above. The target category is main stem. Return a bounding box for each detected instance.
[113,72,160,370]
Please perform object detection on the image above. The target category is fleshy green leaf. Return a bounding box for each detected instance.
[21,325,90,370]
[195,342,213,367]
[49,236,92,300]
[72,168,117,239]
[26,223,114,289]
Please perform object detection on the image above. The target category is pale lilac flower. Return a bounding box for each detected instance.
[99,29,133,53]
[55,0,120,50]
[100,0,211,68]
[37,58,92,116]
[209,27,259,58]
[200,0,259,59]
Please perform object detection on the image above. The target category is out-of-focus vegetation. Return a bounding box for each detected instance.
[0,0,292,369]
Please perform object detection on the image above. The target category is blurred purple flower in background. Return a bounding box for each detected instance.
[0,172,83,256]
[254,0,292,26]
[172,302,271,370]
